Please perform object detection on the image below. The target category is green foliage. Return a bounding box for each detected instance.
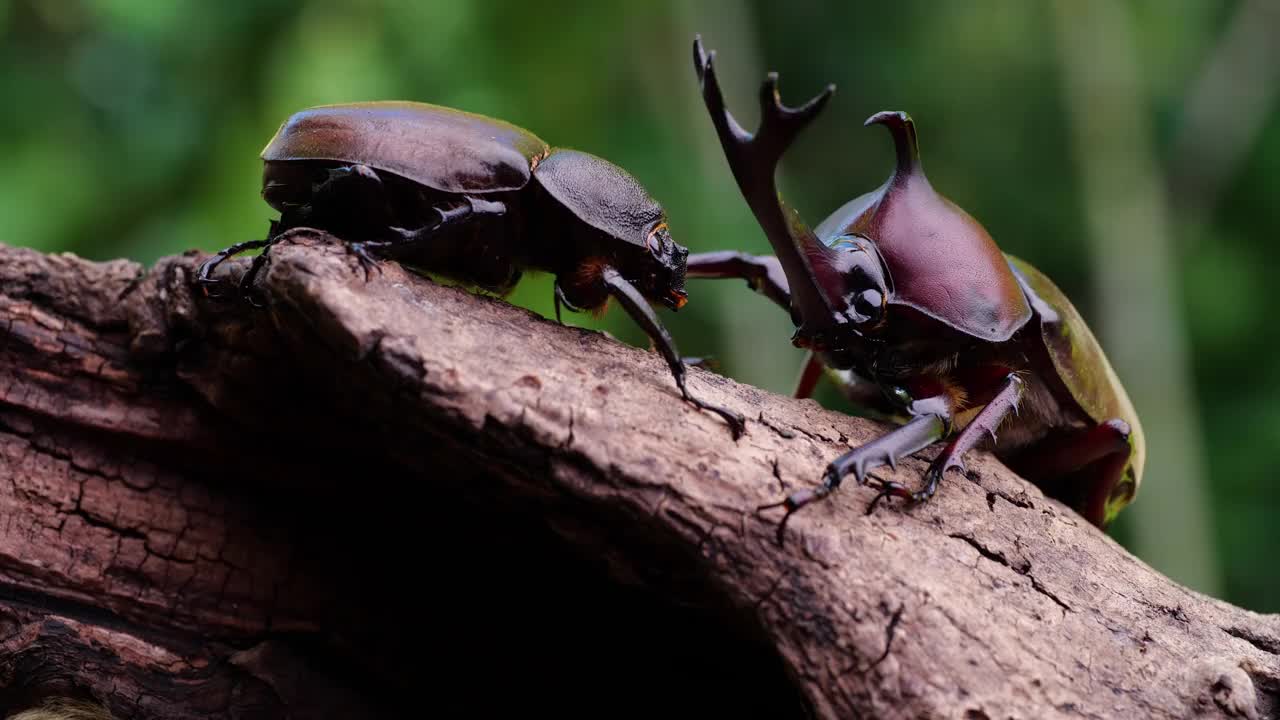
[2,0,1274,611]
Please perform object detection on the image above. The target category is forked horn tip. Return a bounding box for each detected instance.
[759,72,780,108]
[807,83,837,111]
[692,35,712,73]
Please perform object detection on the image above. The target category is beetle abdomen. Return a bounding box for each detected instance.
[1006,255,1145,490]
[261,101,550,195]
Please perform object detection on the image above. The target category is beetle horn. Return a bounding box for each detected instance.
[692,35,846,331]
[865,111,921,175]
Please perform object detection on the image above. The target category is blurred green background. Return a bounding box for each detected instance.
[3,0,1276,612]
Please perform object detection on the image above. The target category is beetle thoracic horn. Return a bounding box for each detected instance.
[692,35,847,332]
[865,111,921,175]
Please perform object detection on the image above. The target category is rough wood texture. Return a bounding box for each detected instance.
[0,234,1276,719]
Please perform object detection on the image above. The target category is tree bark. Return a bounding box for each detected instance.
[0,234,1276,719]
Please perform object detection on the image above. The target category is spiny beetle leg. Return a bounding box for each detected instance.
[600,266,746,440]
[758,406,947,545]
[865,373,1024,512]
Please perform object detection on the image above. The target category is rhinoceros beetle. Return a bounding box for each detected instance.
[687,36,1144,541]
[198,101,745,438]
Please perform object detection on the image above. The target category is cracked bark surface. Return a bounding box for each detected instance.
[0,235,1277,719]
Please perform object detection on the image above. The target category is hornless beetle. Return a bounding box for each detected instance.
[685,36,1144,542]
[198,101,746,438]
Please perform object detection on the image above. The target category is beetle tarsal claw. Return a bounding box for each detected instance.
[348,242,386,281]
[863,473,915,515]
[684,395,746,440]
[865,488,896,515]
[757,486,831,547]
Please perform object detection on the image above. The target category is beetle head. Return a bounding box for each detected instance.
[640,221,690,311]
[787,231,893,361]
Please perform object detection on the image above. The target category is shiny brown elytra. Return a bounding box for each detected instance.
[198,101,745,438]
[684,36,1143,540]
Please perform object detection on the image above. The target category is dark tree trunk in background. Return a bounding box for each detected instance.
[0,235,1276,719]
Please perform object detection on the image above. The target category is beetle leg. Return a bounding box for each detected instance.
[552,281,583,325]
[326,197,507,283]
[196,239,269,297]
[349,241,396,281]
[870,373,1026,509]
[757,395,952,545]
[237,218,335,306]
[792,351,823,399]
[599,266,746,440]
[684,251,819,398]
[318,164,386,205]
[1009,418,1133,527]
[239,245,284,308]
[685,251,791,311]
[242,194,508,301]
[281,163,395,234]
[682,356,719,372]
[388,196,507,246]
[232,168,467,304]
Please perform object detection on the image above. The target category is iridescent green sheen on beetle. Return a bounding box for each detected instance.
[685,36,1143,541]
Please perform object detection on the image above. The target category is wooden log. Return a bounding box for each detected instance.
[0,235,1276,719]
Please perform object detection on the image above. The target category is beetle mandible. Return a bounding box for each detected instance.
[685,36,1144,541]
[198,101,746,438]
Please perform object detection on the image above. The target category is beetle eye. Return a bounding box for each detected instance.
[853,289,883,322]
[828,234,889,326]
